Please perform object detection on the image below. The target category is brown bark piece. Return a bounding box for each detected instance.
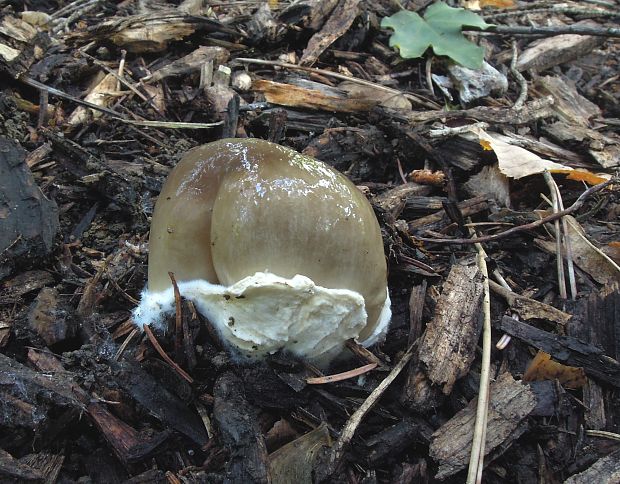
[87,402,170,464]
[542,121,620,169]
[536,76,601,127]
[146,46,229,83]
[213,371,271,484]
[20,452,64,484]
[28,287,77,347]
[66,12,237,53]
[300,0,360,66]
[408,281,427,345]
[402,265,484,412]
[0,137,59,280]
[0,270,54,304]
[365,418,433,466]
[306,0,339,31]
[0,448,43,482]
[110,358,209,446]
[401,97,555,125]
[564,448,620,483]
[489,280,572,326]
[253,78,378,113]
[516,21,605,73]
[418,264,484,394]
[568,283,620,429]
[0,352,87,416]
[430,372,537,480]
[499,315,620,387]
[372,183,433,220]
[408,196,489,234]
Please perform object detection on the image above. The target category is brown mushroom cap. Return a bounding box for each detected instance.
[148,138,388,341]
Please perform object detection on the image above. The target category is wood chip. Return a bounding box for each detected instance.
[516,20,605,73]
[253,78,378,112]
[430,372,537,480]
[300,0,360,66]
[564,448,620,483]
[403,264,484,411]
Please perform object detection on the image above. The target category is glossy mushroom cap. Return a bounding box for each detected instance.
[147,138,388,342]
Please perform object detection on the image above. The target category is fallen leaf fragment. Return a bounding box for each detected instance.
[552,169,611,186]
[471,127,571,179]
[270,424,331,484]
[536,215,620,285]
[523,351,586,389]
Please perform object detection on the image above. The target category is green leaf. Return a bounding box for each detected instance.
[381,2,493,69]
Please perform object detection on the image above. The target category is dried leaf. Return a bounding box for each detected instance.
[471,127,571,179]
[551,169,611,186]
[523,351,586,389]
[270,424,331,484]
[536,215,620,285]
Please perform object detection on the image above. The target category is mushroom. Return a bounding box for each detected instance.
[133,138,390,365]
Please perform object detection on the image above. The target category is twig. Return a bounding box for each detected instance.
[53,0,102,34]
[114,327,138,361]
[465,23,620,38]
[325,342,417,476]
[396,157,408,184]
[429,122,489,138]
[344,339,384,367]
[466,229,492,484]
[169,272,184,365]
[586,429,620,441]
[19,76,222,129]
[233,57,440,109]
[416,178,614,245]
[484,6,620,21]
[306,363,377,384]
[546,174,578,299]
[510,41,527,110]
[543,173,567,299]
[143,324,194,384]
[425,56,435,97]
[78,50,166,118]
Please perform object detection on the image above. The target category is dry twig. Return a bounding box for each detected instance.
[306,363,377,385]
[466,231,492,484]
[543,173,568,299]
[326,342,417,476]
[417,178,614,245]
[233,57,440,109]
[143,324,194,384]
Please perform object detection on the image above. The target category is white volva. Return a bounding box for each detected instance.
[133,272,391,364]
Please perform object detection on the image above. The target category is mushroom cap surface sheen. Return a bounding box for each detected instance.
[147,138,388,343]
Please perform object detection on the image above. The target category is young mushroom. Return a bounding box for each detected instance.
[133,138,391,365]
